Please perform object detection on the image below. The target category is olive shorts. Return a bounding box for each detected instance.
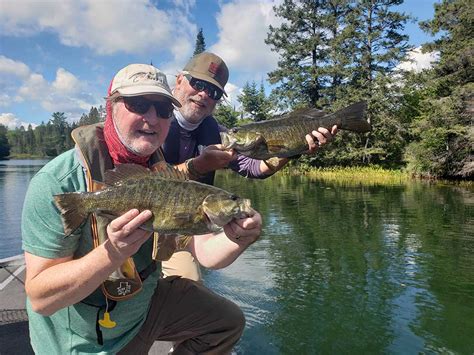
[118,276,245,355]
[162,251,202,281]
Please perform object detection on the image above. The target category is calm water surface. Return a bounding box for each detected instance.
[0,159,49,258]
[1,160,473,354]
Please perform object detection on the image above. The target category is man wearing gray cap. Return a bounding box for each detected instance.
[162,52,337,280]
[22,63,263,354]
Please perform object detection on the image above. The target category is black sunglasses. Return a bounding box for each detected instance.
[184,74,224,101]
[120,96,174,118]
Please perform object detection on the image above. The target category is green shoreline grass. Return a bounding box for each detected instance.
[288,165,473,187]
[4,156,472,188]
[5,154,48,159]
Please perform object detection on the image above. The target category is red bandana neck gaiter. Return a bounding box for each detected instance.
[103,81,150,167]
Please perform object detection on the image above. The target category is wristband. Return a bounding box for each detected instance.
[185,158,206,178]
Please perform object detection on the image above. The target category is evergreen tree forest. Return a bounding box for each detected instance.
[1,0,472,179]
[1,106,105,158]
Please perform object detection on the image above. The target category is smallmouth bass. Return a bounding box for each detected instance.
[54,164,252,237]
[220,101,370,160]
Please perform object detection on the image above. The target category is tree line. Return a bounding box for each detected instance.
[0,0,471,179]
[0,107,105,158]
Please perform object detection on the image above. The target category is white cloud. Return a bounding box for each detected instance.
[0,56,31,79]
[0,0,196,56]
[1,55,100,123]
[211,0,281,78]
[18,73,50,101]
[52,68,81,94]
[0,113,36,129]
[398,47,439,73]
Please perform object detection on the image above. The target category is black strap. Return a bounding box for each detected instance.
[139,261,157,282]
[88,299,118,346]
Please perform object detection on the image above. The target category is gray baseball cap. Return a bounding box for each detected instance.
[110,64,181,106]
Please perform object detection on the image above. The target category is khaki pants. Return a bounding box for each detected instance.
[162,251,202,281]
[119,276,245,355]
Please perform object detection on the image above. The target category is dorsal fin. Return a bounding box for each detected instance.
[299,107,327,119]
[150,161,189,181]
[104,164,153,185]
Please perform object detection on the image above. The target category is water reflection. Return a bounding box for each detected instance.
[0,159,49,258]
[1,161,473,353]
[205,172,474,354]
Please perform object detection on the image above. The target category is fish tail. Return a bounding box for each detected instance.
[337,101,371,133]
[53,193,90,236]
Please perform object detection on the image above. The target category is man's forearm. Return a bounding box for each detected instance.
[260,157,289,175]
[25,241,125,315]
[189,232,248,269]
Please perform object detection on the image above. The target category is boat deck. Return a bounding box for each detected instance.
[0,255,170,354]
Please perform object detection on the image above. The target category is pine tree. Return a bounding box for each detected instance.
[193,28,206,55]
[405,0,473,178]
[238,81,271,121]
[266,0,332,109]
[266,0,411,167]
[214,103,240,128]
[345,0,411,165]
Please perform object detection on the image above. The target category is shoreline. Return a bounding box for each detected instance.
[4,157,472,186]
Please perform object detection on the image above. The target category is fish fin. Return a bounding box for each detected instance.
[266,140,287,153]
[96,211,118,221]
[151,162,188,181]
[53,192,89,236]
[299,107,327,119]
[336,101,371,132]
[91,180,107,191]
[104,164,153,185]
[152,232,178,261]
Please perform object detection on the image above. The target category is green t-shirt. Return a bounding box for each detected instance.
[22,149,161,354]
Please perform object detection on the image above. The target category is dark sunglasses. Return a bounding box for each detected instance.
[120,96,174,118]
[184,74,224,101]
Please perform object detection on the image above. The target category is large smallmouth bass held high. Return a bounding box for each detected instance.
[220,101,370,160]
[54,164,252,237]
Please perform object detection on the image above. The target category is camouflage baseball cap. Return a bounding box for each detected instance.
[183,52,229,96]
[110,64,180,106]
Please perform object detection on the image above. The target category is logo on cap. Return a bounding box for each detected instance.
[130,71,165,84]
[208,62,219,75]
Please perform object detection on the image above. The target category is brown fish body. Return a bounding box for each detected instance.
[54,165,251,236]
[221,101,370,160]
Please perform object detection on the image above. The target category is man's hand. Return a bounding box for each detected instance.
[223,209,262,246]
[193,144,237,174]
[105,209,153,261]
[305,125,338,154]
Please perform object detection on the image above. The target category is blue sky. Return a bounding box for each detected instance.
[0,0,440,128]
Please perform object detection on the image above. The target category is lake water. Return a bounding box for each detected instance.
[0,159,50,259]
[1,159,473,354]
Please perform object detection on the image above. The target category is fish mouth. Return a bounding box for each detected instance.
[220,132,237,149]
[220,132,256,152]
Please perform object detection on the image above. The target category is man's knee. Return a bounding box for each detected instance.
[221,298,246,337]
